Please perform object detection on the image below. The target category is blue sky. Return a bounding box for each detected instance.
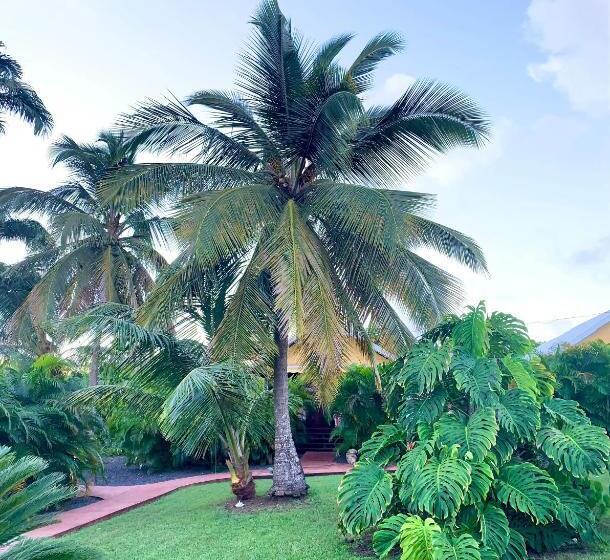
[0,0,608,341]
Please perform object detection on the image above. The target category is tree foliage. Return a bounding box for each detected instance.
[338,302,610,558]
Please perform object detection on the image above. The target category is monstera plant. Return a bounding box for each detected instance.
[338,302,610,559]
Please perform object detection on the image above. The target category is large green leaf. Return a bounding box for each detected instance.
[432,531,481,560]
[398,387,447,435]
[543,398,590,426]
[555,487,596,535]
[398,515,440,560]
[338,459,393,534]
[492,430,516,466]
[436,408,498,462]
[464,458,494,505]
[359,424,408,466]
[514,522,571,554]
[410,457,472,519]
[396,441,433,505]
[500,528,527,560]
[501,357,538,399]
[451,355,500,407]
[396,340,452,394]
[373,514,409,558]
[495,389,540,440]
[478,504,509,558]
[494,463,558,524]
[488,311,532,357]
[452,302,489,357]
[536,423,610,478]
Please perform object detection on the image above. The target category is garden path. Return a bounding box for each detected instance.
[25,452,348,539]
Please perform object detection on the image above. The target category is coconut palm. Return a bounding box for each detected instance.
[0,446,98,559]
[0,131,171,382]
[105,0,489,496]
[0,41,52,136]
[63,303,276,500]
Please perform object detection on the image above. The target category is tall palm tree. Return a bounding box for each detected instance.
[0,41,52,136]
[106,0,489,496]
[0,132,171,382]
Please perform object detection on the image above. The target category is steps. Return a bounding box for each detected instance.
[301,451,336,464]
[300,425,335,453]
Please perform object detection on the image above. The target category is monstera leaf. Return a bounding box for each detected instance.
[488,312,532,357]
[493,430,516,466]
[452,302,489,357]
[496,389,540,440]
[536,423,610,478]
[398,515,440,560]
[396,340,452,394]
[410,457,472,519]
[359,424,408,466]
[432,531,482,560]
[556,487,596,535]
[494,462,558,524]
[398,387,447,435]
[373,514,409,558]
[464,458,494,505]
[543,398,590,426]
[501,357,538,399]
[338,459,393,534]
[436,408,498,462]
[396,442,431,503]
[452,355,501,407]
[501,528,527,560]
[478,504,509,558]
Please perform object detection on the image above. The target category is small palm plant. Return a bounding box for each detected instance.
[0,42,52,136]
[0,446,97,559]
[64,303,275,500]
[338,302,610,559]
[104,0,489,497]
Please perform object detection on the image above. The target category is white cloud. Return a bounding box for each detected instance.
[416,117,512,188]
[525,0,610,114]
[365,73,416,106]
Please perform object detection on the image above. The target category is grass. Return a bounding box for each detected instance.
[61,474,610,560]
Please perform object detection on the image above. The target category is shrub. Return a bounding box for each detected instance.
[0,354,105,484]
[331,365,386,455]
[338,303,610,559]
[0,445,99,559]
[543,340,610,431]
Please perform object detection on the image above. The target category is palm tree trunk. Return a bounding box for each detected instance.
[269,331,308,497]
[89,334,100,386]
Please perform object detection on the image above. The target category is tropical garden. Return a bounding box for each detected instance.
[0,2,608,559]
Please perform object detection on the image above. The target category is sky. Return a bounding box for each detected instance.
[0,0,608,342]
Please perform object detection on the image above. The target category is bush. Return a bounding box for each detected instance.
[0,445,99,559]
[331,365,385,455]
[0,354,105,484]
[543,340,610,431]
[338,303,610,559]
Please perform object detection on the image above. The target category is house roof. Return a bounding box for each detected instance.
[287,337,394,360]
[536,310,610,355]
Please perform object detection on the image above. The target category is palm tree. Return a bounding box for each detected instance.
[0,446,98,559]
[0,132,171,383]
[0,41,52,136]
[63,303,276,501]
[106,0,489,496]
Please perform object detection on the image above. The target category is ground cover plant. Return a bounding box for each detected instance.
[338,303,610,559]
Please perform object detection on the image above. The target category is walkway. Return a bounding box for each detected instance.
[26,452,350,539]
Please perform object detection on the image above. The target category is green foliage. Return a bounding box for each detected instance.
[330,365,386,455]
[0,446,98,559]
[544,341,610,431]
[0,355,104,484]
[338,303,610,558]
[337,460,393,534]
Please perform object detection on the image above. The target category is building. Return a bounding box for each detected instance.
[537,310,610,355]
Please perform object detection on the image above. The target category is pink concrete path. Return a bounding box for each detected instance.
[25,453,350,539]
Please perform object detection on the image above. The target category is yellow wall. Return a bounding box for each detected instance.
[581,322,610,345]
[287,339,390,373]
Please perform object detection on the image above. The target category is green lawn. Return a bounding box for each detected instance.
[62,475,609,560]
